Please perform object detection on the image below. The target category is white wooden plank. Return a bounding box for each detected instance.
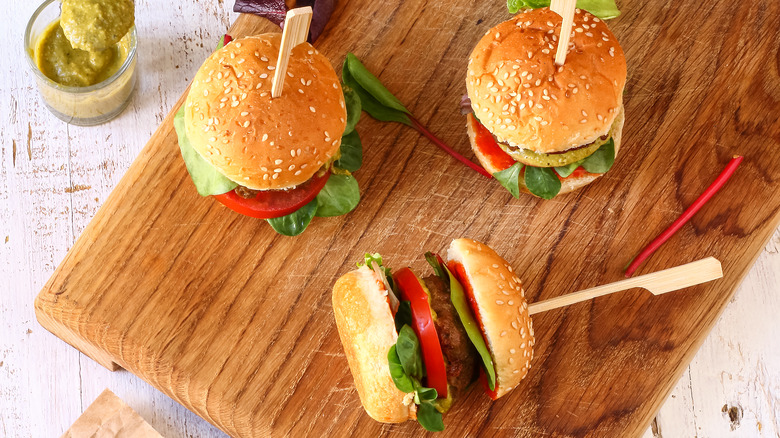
[645,227,780,437]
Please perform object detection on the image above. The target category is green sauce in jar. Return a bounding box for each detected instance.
[60,0,134,52]
[34,19,128,87]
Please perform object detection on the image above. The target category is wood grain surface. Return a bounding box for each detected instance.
[31,0,780,437]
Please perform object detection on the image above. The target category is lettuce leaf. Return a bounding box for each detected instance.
[386,322,445,432]
[266,199,318,236]
[314,174,360,217]
[508,0,620,19]
[580,137,615,174]
[493,163,524,199]
[426,253,496,391]
[524,166,561,199]
[554,160,584,178]
[342,85,362,136]
[334,130,362,172]
[342,54,412,126]
[173,105,238,197]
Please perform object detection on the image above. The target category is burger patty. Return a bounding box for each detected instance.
[423,275,478,393]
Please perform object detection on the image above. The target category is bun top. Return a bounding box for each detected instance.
[447,238,534,398]
[466,8,626,153]
[185,34,347,190]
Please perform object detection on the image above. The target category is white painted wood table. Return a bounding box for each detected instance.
[2,1,778,437]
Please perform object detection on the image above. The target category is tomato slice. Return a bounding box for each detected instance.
[468,114,516,172]
[447,261,499,399]
[479,369,499,401]
[393,267,448,399]
[213,171,330,219]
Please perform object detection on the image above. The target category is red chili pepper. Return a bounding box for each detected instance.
[409,116,492,179]
[624,156,743,277]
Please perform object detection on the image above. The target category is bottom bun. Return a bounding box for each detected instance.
[447,238,535,398]
[332,267,416,423]
[467,105,624,197]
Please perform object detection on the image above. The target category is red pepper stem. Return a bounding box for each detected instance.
[408,116,493,179]
[624,155,744,277]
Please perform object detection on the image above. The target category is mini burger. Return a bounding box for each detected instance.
[174,34,362,235]
[332,238,535,431]
[466,8,627,199]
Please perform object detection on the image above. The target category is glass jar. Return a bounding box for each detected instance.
[24,0,137,126]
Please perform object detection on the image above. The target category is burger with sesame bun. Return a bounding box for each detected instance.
[332,238,535,431]
[466,7,627,199]
[174,33,363,236]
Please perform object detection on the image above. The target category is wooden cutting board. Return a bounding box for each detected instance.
[35,0,780,436]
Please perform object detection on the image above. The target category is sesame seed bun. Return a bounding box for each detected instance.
[467,105,623,196]
[332,267,417,423]
[447,238,534,398]
[466,8,626,154]
[185,34,347,190]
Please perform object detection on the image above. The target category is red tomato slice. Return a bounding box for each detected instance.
[469,114,516,172]
[447,261,499,399]
[393,267,448,399]
[213,171,330,219]
[479,369,499,401]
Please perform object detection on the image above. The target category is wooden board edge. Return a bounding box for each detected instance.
[34,295,121,371]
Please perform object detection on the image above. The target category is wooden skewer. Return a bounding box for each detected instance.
[554,0,577,65]
[271,7,313,98]
[549,0,565,15]
[528,257,723,315]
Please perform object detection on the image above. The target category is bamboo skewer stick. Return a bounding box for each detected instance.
[549,0,565,15]
[554,0,577,65]
[271,7,313,98]
[528,257,723,315]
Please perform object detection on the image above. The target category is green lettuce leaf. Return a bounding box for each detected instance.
[574,0,621,19]
[388,345,416,393]
[507,0,620,19]
[342,85,362,136]
[334,130,362,172]
[345,53,409,114]
[580,137,615,174]
[174,105,238,196]
[216,34,227,50]
[386,321,446,431]
[554,159,584,178]
[394,301,413,333]
[417,402,445,432]
[266,199,318,236]
[342,54,412,126]
[424,252,446,278]
[314,174,360,217]
[493,163,524,199]
[396,325,424,379]
[524,166,562,199]
[507,0,548,13]
[442,263,497,391]
[415,387,438,404]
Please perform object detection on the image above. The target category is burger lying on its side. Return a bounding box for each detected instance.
[174,34,363,236]
[332,239,535,431]
[466,8,627,199]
